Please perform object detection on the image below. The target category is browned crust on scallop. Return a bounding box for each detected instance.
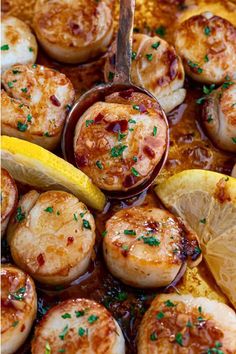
[1,168,18,223]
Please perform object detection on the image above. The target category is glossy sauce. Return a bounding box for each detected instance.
[1,0,236,353]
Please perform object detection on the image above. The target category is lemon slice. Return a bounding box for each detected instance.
[155,169,236,308]
[1,136,106,211]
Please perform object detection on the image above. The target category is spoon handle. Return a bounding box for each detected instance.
[114,0,135,84]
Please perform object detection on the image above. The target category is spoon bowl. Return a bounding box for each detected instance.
[61,0,169,200]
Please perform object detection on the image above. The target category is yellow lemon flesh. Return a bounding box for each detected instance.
[155,169,236,308]
[1,136,106,211]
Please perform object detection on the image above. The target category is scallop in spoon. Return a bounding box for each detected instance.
[62,0,169,200]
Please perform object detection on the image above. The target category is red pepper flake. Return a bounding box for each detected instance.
[75,155,88,168]
[67,236,74,246]
[37,253,45,267]
[143,145,155,159]
[147,221,160,232]
[94,113,104,123]
[106,120,128,133]
[123,174,137,188]
[119,89,134,99]
[50,95,61,107]
[20,324,25,332]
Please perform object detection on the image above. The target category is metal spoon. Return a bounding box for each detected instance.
[62,0,169,200]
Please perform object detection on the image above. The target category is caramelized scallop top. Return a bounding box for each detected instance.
[33,0,114,63]
[202,82,236,152]
[105,33,186,113]
[137,294,236,353]
[74,91,168,192]
[1,265,37,354]
[31,298,125,354]
[174,12,236,84]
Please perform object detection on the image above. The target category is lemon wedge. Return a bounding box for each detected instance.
[155,169,236,308]
[1,136,106,211]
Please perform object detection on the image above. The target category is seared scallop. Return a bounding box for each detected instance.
[1,15,37,75]
[137,293,236,353]
[74,91,168,192]
[1,168,18,238]
[31,298,125,354]
[202,82,236,152]
[174,12,236,84]
[103,207,202,288]
[105,33,186,113]
[7,190,96,285]
[33,0,113,64]
[1,64,75,150]
[1,264,37,354]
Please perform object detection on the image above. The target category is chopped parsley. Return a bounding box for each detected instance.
[21,87,28,93]
[74,213,78,221]
[156,311,164,319]
[80,211,87,218]
[29,47,33,52]
[139,236,160,246]
[118,131,126,141]
[44,132,50,137]
[10,287,26,300]
[175,332,183,346]
[187,60,203,73]
[133,156,138,162]
[204,54,209,62]
[133,104,140,111]
[27,114,32,122]
[88,314,99,324]
[102,230,107,238]
[17,122,28,132]
[96,160,103,169]
[199,218,206,224]
[146,53,153,61]
[61,313,71,319]
[132,51,137,60]
[58,350,65,353]
[196,97,206,105]
[65,104,72,111]
[129,119,136,124]
[194,246,202,255]
[155,25,166,37]
[1,44,9,50]
[85,119,94,127]
[222,81,234,89]
[59,325,69,340]
[75,310,85,317]
[204,26,211,36]
[151,41,160,50]
[108,71,114,81]
[7,82,14,88]
[110,144,127,157]
[78,327,87,336]
[150,331,158,341]
[82,219,91,229]
[203,84,215,95]
[207,115,213,123]
[198,306,202,313]
[45,342,51,354]
[12,321,19,327]
[44,206,54,213]
[116,292,128,301]
[124,229,136,236]
[232,137,236,144]
[15,207,25,222]
[32,64,37,68]
[153,126,157,136]
[164,299,175,307]
[131,167,139,177]
[186,320,193,328]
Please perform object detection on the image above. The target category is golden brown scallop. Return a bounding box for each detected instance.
[1,168,18,238]
[74,91,168,192]
[1,64,75,150]
[174,12,236,84]
[137,293,236,353]
[202,82,236,152]
[103,206,202,288]
[1,265,37,354]
[33,0,114,64]
[1,15,37,74]
[105,33,186,113]
[8,190,96,285]
[31,298,125,354]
